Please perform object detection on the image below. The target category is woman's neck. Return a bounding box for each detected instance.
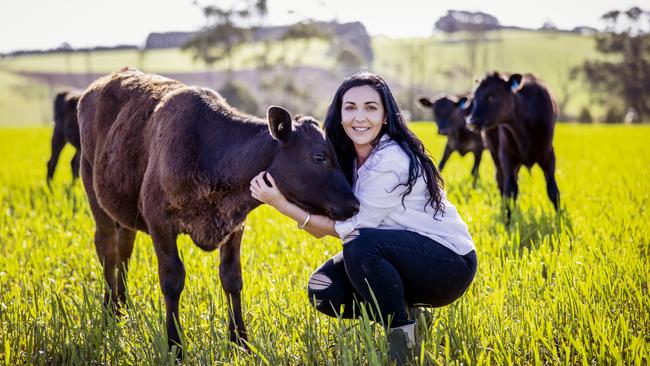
[355,144,373,167]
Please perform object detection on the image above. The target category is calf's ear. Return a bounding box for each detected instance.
[508,74,523,92]
[418,97,433,108]
[267,106,293,141]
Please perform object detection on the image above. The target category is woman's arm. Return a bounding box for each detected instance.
[249,172,339,238]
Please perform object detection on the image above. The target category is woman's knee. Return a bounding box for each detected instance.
[306,271,341,317]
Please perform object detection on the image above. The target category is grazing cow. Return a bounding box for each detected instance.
[418,95,484,180]
[47,90,81,182]
[467,72,560,217]
[77,68,359,356]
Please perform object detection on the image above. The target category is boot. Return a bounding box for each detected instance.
[387,323,417,365]
[407,306,431,364]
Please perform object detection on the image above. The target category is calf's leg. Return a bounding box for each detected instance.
[81,158,135,310]
[471,149,483,182]
[540,149,560,211]
[498,150,520,224]
[219,226,248,346]
[482,128,503,194]
[71,149,81,180]
[115,225,136,305]
[150,225,185,356]
[438,144,453,172]
[46,125,66,182]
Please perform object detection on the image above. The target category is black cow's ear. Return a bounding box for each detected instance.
[267,106,293,141]
[508,74,523,92]
[418,97,433,108]
[457,97,469,109]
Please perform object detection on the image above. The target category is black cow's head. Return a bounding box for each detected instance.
[265,106,359,221]
[468,73,523,130]
[419,95,472,135]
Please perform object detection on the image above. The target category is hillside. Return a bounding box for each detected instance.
[0,30,601,125]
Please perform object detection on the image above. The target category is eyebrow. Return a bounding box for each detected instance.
[343,101,379,105]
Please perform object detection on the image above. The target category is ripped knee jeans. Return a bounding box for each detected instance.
[307,228,477,327]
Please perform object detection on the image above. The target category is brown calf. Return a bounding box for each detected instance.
[77,68,359,356]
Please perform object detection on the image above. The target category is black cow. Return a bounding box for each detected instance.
[467,72,560,217]
[419,95,484,180]
[47,90,81,182]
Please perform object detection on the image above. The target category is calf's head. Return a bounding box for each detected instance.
[468,73,522,130]
[265,106,359,221]
[419,96,471,135]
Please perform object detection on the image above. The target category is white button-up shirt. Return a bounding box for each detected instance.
[334,134,475,255]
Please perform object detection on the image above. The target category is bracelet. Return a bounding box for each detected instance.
[298,213,311,229]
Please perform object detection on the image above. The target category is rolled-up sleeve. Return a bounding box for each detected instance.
[334,157,409,240]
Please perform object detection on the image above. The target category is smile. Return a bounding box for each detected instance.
[352,127,371,131]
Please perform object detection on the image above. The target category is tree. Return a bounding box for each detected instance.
[576,7,650,122]
[258,20,331,114]
[183,0,268,78]
[279,20,332,65]
[434,10,501,89]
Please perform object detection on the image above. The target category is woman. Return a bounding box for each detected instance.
[250,72,477,364]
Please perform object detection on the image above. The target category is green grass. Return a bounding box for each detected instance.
[0,124,648,365]
[0,40,333,74]
[0,70,52,125]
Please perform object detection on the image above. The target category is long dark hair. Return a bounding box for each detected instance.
[324,72,445,217]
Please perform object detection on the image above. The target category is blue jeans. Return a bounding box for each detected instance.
[307,228,477,327]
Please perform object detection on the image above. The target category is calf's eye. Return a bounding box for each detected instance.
[312,153,326,163]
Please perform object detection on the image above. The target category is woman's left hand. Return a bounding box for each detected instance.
[249,172,287,208]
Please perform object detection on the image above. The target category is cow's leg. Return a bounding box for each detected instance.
[115,225,136,305]
[80,157,128,311]
[540,148,560,211]
[71,149,81,180]
[482,128,503,194]
[46,126,65,182]
[150,225,185,356]
[471,148,483,183]
[219,226,248,347]
[438,144,453,172]
[498,150,520,224]
[490,149,505,195]
[495,163,505,195]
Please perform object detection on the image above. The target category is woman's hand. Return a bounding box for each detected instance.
[249,172,288,208]
[250,171,338,239]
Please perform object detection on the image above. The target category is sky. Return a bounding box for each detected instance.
[0,0,643,53]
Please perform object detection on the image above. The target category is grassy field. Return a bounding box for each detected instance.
[0,123,648,365]
[373,31,601,114]
[0,69,52,125]
[0,30,603,125]
[0,40,333,74]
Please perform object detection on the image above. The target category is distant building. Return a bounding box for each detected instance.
[145,32,197,49]
[571,26,598,36]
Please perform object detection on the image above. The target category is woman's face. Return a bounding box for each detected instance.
[341,85,385,151]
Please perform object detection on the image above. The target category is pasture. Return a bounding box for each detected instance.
[0,30,601,125]
[0,123,647,365]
